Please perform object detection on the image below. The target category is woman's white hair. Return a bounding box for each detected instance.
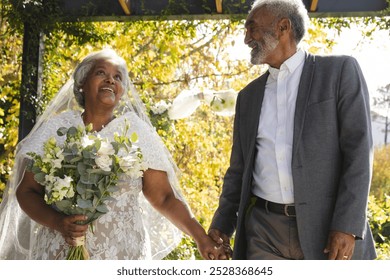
[250,0,310,44]
[73,48,131,108]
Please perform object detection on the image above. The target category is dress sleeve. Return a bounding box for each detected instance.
[126,113,187,201]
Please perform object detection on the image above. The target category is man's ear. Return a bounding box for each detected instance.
[277,18,291,33]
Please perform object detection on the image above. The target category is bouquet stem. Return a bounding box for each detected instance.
[66,236,90,260]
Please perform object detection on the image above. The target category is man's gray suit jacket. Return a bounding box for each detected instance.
[210,53,377,260]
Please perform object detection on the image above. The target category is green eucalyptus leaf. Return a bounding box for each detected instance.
[69,156,83,163]
[57,127,68,136]
[96,204,109,213]
[92,212,103,220]
[81,172,99,184]
[88,168,111,176]
[71,143,79,154]
[82,150,93,159]
[31,165,42,174]
[73,207,87,215]
[101,196,116,202]
[111,142,119,153]
[62,164,77,169]
[77,198,93,209]
[84,191,94,200]
[34,172,46,184]
[107,186,119,193]
[97,182,105,194]
[77,162,87,174]
[67,126,78,137]
[76,182,87,195]
[55,200,73,212]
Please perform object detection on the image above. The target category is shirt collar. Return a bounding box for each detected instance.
[268,49,305,80]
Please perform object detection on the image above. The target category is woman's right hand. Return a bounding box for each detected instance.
[58,215,89,246]
[16,171,89,246]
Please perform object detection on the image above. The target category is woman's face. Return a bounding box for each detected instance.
[82,59,125,111]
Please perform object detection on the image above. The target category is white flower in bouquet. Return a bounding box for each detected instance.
[119,155,147,179]
[43,175,75,204]
[95,139,115,171]
[97,139,115,156]
[81,135,95,148]
[95,154,112,172]
[27,121,146,260]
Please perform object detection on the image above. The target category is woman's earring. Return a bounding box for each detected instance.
[79,88,83,93]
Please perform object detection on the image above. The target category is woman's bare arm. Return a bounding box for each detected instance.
[16,171,88,245]
[142,169,227,260]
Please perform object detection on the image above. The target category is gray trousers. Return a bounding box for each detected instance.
[245,203,304,260]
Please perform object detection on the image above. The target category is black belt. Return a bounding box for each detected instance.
[255,197,296,217]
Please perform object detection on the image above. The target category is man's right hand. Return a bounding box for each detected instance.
[208,228,233,259]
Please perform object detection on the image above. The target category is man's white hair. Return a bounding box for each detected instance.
[249,0,310,44]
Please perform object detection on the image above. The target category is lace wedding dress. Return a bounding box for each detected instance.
[0,110,183,260]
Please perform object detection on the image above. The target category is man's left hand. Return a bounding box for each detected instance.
[324,230,355,260]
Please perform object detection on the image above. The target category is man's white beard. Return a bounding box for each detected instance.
[250,33,279,65]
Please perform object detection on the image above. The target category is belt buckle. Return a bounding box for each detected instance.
[284,204,296,217]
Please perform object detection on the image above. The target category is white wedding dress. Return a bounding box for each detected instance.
[0,110,183,260]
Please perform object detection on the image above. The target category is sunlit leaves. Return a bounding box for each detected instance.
[1,0,389,257]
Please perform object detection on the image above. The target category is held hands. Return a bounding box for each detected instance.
[324,230,356,260]
[208,228,233,260]
[196,234,230,260]
[57,214,89,246]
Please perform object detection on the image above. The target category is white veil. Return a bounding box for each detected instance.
[0,49,187,259]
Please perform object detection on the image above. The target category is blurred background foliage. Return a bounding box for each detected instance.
[0,0,389,259]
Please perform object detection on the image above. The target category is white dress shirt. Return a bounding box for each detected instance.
[252,49,305,204]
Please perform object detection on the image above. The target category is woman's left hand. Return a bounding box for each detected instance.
[142,169,230,260]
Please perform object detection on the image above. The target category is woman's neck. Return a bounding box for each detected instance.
[82,111,115,132]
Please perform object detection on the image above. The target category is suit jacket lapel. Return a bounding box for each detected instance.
[247,72,268,156]
[240,72,268,195]
[292,54,315,167]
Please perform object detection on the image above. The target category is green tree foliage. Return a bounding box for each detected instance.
[371,145,390,201]
[369,146,390,259]
[368,195,390,260]
[0,4,22,201]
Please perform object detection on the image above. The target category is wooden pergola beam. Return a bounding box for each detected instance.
[310,0,319,12]
[216,0,222,14]
[118,0,131,15]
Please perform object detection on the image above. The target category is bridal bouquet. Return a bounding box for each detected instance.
[27,122,146,259]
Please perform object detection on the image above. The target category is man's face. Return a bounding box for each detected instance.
[244,7,279,65]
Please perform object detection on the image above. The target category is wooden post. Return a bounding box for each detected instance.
[18,22,43,141]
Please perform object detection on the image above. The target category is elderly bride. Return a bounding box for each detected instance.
[0,49,227,260]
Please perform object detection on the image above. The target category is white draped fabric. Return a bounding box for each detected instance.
[0,110,186,259]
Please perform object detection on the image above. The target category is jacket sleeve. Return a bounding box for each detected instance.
[209,91,245,237]
[331,56,373,239]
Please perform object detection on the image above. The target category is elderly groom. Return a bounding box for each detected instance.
[209,0,376,260]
